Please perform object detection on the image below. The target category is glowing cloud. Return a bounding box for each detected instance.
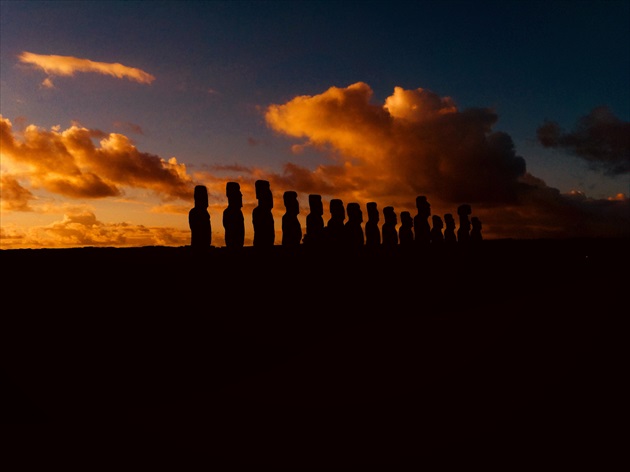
[384,86,457,122]
[265,81,526,205]
[0,174,35,212]
[0,211,190,249]
[18,51,155,85]
[0,115,193,202]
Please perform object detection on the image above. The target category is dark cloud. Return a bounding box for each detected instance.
[113,121,145,135]
[537,106,630,176]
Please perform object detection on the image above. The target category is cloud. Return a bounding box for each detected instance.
[537,106,630,176]
[264,82,629,239]
[18,51,155,86]
[0,174,35,211]
[113,121,145,135]
[0,115,194,203]
[266,82,527,206]
[0,211,189,249]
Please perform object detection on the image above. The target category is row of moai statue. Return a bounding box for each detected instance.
[189,180,482,249]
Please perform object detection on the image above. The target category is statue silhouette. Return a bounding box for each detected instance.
[223,181,244,249]
[282,190,302,247]
[457,204,472,243]
[430,215,444,244]
[344,202,365,249]
[444,213,457,243]
[470,216,483,242]
[365,201,381,247]
[188,185,211,249]
[325,198,345,249]
[399,210,414,247]
[414,196,431,246]
[252,179,275,248]
[382,206,398,248]
[304,194,325,247]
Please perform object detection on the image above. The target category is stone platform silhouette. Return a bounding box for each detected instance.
[1,238,626,430]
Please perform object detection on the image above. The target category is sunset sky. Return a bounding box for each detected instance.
[1,0,629,249]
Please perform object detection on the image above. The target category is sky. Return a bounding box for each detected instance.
[1,0,629,249]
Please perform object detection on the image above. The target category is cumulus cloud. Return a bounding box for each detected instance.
[0,115,194,203]
[537,106,630,176]
[266,82,527,206]
[264,82,629,239]
[18,51,155,87]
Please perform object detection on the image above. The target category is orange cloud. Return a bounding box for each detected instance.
[608,193,627,201]
[384,86,457,122]
[18,51,155,86]
[0,211,189,249]
[265,81,526,206]
[0,115,193,202]
[0,174,35,211]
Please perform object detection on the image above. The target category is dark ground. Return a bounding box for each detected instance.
[1,238,626,445]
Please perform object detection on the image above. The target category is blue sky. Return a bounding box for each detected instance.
[1,0,628,247]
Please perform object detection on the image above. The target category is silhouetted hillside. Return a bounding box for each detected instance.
[1,237,626,432]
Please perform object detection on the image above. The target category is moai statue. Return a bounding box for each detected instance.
[282,190,302,247]
[430,215,444,244]
[414,196,431,246]
[381,206,398,248]
[399,211,414,247]
[365,201,381,247]
[223,181,244,249]
[470,216,483,242]
[325,198,346,249]
[189,185,211,249]
[304,194,325,247]
[344,202,365,249]
[444,213,457,244]
[457,204,472,243]
[252,179,275,248]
